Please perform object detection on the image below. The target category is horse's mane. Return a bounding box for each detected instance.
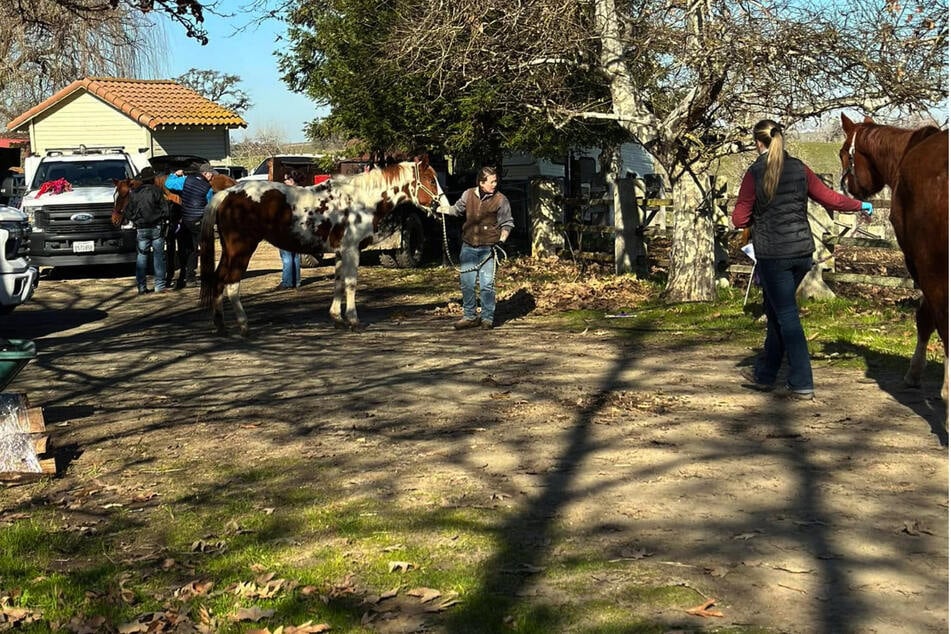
[332,162,417,206]
[860,122,942,157]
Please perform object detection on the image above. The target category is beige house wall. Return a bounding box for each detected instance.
[27,92,233,162]
[30,92,149,155]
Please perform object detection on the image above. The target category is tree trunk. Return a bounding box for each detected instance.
[529,178,564,258]
[798,199,836,300]
[665,178,717,302]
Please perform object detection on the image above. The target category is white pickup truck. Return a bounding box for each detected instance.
[0,205,37,314]
[20,146,149,267]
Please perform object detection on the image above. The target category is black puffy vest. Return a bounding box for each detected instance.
[748,153,814,259]
[180,175,211,221]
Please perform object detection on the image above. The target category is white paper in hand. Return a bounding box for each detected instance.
[740,243,756,262]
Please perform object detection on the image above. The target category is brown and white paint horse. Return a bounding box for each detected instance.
[199,156,449,336]
[839,114,948,401]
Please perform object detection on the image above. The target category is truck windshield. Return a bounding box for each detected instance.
[31,159,132,189]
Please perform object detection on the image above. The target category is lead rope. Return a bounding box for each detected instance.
[438,209,507,273]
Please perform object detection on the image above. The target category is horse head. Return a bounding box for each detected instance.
[112,178,139,226]
[410,155,450,214]
[839,114,887,200]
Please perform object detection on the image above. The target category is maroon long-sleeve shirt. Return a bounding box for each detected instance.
[731,165,863,229]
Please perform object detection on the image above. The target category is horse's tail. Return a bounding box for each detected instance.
[199,190,228,309]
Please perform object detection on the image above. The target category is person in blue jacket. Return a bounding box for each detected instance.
[276,170,304,290]
[164,163,216,289]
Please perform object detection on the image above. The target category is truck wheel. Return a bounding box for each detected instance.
[378,252,398,268]
[395,213,425,268]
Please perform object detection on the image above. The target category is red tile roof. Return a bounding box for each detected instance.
[6,77,247,131]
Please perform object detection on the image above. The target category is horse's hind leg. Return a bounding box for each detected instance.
[906,298,936,390]
[224,282,251,337]
[340,246,364,329]
[216,248,257,337]
[212,292,227,335]
[329,253,346,327]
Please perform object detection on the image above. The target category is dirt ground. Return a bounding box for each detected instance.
[0,244,947,633]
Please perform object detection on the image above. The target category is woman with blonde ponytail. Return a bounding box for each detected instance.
[732,119,874,400]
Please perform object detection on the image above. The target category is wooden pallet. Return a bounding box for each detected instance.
[0,393,54,482]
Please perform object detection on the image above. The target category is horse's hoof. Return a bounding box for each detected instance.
[348,321,367,331]
[332,319,347,330]
[903,375,923,389]
[239,326,251,338]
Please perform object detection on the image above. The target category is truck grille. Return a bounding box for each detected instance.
[35,203,116,234]
[0,221,30,261]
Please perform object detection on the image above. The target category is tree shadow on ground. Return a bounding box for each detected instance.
[820,340,946,444]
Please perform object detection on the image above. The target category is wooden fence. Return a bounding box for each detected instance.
[534,177,914,291]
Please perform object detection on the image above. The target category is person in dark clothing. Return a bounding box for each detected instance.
[441,166,514,330]
[123,167,170,295]
[164,163,216,289]
[163,199,185,290]
[731,119,873,400]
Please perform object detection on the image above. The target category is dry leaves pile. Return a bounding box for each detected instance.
[498,257,653,315]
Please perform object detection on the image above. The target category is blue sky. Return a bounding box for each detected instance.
[159,10,324,143]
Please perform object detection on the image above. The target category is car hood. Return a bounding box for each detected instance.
[22,186,116,205]
[0,206,27,222]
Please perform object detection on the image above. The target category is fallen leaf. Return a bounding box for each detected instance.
[732,531,760,540]
[901,520,934,536]
[286,622,332,633]
[424,597,461,612]
[388,561,416,573]
[685,598,724,618]
[407,587,441,603]
[230,606,275,622]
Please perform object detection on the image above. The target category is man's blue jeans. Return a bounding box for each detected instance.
[755,256,814,392]
[136,226,166,291]
[459,243,497,324]
[279,249,301,288]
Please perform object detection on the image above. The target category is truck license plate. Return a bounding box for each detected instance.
[72,241,95,253]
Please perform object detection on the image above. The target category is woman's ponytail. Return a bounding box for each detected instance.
[753,120,785,202]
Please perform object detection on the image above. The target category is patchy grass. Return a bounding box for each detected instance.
[0,255,933,633]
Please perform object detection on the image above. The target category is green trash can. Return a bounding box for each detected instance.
[0,339,36,392]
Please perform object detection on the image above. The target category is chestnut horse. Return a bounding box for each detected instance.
[839,114,948,400]
[199,156,449,336]
[112,172,236,225]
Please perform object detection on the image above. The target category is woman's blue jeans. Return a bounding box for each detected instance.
[755,256,814,392]
[459,243,497,323]
[279,249,301,287]
[136,226,166,291]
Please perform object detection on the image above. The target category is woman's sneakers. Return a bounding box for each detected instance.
[783,386,815,401]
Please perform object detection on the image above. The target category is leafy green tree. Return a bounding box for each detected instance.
[174,68,252,115]
[277,0,945,300]
[277,0,622,166]
[384,0,947,300]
